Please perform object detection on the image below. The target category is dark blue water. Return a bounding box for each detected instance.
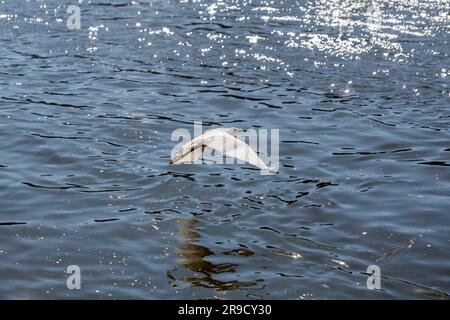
[0,0,449,299]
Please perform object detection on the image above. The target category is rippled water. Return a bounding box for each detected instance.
[0,0,449,299]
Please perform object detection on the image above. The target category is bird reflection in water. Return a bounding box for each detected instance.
[167,218,258,292]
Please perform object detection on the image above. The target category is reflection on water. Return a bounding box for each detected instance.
[168,218,257,292]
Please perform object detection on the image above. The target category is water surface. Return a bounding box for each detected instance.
[0,0,449,299]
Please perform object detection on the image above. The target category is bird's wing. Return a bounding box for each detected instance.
[204,132,269,170]
[170,128,228,164]
[170,145,205,164]
[171,141,199,164]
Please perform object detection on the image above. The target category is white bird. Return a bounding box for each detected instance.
[170,127,270,171]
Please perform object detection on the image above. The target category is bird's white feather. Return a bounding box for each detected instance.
[170,128,268,170]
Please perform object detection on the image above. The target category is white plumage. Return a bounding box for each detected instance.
[170,127,269,170]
